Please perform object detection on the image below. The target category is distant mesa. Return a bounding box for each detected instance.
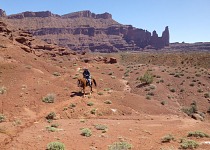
[62,10,112,19]
[0,8,170,52]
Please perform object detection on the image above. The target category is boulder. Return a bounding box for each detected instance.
[109,57,117,64]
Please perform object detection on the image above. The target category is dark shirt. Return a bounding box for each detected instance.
[83,69,90,78]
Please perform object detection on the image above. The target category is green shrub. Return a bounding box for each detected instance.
[161,134,175,143]
[189,83,195,87]
[81,128,92,137]
[104,88,111,91]
[195,74,201,77]
[147,92,154,96]
[69,103,76,108]
[161,101,167,105]
[204,92,210,98]
[180,139,199,149]
[146,95,151,100]
[47,141,65,150]
[104,100,112,104]
[187,131,210,138]
[182,101,197,116]
[90,108,96,115]
[87,102,94,106]
[53,72,61,77]
[0,86,6,94]
[170,88,176,93]
[108,72,113,75]
[108,141,132,150]
[150,85,156,90]
[180,89,185,92]
[94,124,107,130]
[42,94,55,103]
[197,89,203,93]
[159,79,164,83]
[0,114,6,123]
[139,71,153,85]
[46,126,57,132]
[46,112,56,120]
[98,92,104,95]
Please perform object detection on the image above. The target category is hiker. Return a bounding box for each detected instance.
[83,68,91,86]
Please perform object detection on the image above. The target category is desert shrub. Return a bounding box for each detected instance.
[161,134,175,143]
[139,71,153,85]
[204,92,210,98]
[69,103,76,108]
[147,92,154,96]
[156,75,161,78]
[169,72,175,76]
[161,101,167,105]
[0,114,6,123]
[174,74,180,78]
[170,88,176,93]
[104,88,111,91]
[108,72,114,75]
[53,72,61,76]
[51,124,59,128]
[98,92,104,95]
[42,94,55,103]
[47,141,65,150]
[180,89,185,92]
[108,141,132,150]
[80,119,86,123]
[94,124,107,131]
[180,139,199,149]
[124,72,130,77]
[182,101,197,116]
[104,100,112,104]
[63,107,68,111]
[81,128,92,137]
[90,108,96,115]
[46,126,57,132]
[146,95,151,100]
[187,131,210,138]
[46,112,56,120]
[197,89,203,93]
[195,73,201,77]
[159,79,164,83]
[87,102,94,106]
[144,88,150,91]
[0,86,6,94]
[189,83,195,87]
[150,85,156,90]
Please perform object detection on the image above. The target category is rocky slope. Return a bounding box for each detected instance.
[1,9,169,52]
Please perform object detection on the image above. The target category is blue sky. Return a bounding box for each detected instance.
[1,0,209,43]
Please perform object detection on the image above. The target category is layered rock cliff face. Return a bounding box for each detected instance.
[2,9,170,52]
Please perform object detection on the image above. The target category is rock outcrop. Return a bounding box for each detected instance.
[8,11,59,19]
[0,9,6,17]
[1,9,170,52]
[62,10,112,19]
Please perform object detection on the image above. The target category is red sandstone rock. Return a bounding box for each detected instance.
[109,57,117,64]
[4,10,170,52]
